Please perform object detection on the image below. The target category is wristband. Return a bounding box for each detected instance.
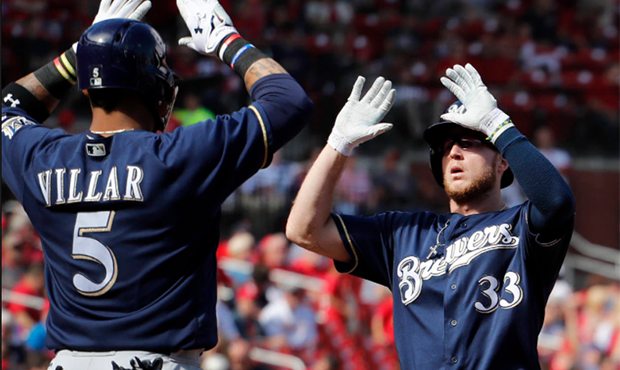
[33,47,77,99]
[487,118,515,143]
[218,36,267,78]
[217,33,242,61]
[2,82,49,122]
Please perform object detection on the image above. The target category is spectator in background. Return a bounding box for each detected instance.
[2,232,32,290]
[219,230,256,285]
[575,283,620,370]
[231,283,266,342]
[258,285,318,353]
[172,92,216,127]
[238,152,302,235]
[370,288,394,349]
[334,156,373,214]
[533,125,572,181]
[371,148,416,212]
[255,232,290,271]
[538,279,578,369]
[226,339,269,370]
[7,263,45,351]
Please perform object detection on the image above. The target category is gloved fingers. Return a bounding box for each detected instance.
[129,0,152,20]
[107,0,128,16]
[109,0,142,19]
[453,64,476,90]
[440,112,462,123]
[97,0,112,15]
[445,68,468,93]
[178,37,195,48]
[465,63,484,87]
[213,2,233,24]
[360,76,385,104]
[177,0,192,22]
[367,123,393,138]
[348,76,366,102]
[370,80,392,109]
[440,76,465,102]
[378,89,396,114]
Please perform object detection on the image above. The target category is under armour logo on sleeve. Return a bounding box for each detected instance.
[3,93,21,107]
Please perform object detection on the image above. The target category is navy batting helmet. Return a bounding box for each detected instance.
[423,101,514,189]
[77,19,179,130]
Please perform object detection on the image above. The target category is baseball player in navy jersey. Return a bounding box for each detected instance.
[1,0,312,368]
[287,64,575,369]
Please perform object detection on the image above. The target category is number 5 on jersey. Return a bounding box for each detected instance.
[72,211,118,296]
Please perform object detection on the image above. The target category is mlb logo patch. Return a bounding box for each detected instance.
[86,143,107,157]
[90,65,103,87]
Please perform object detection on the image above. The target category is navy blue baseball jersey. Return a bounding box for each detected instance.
[332,203,572,369]
[1,74,311,352]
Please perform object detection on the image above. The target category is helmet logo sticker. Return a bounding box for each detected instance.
[90,66,103,87]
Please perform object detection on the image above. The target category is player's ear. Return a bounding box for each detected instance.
[497,155,509,175]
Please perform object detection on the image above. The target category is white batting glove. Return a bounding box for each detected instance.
[73,0,152,52]
[93,0,152,24]
[328,76,396,156]
[177,0,238,56]
[440,63,514,143]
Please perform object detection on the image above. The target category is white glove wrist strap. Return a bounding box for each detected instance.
[480,108,513,143]
[327,132,354,156]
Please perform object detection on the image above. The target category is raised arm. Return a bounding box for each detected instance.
[286,76,395,261]
[1,0,152,121]
[176,0,287,91]
[176,0,312,151]
[440,63,576,238]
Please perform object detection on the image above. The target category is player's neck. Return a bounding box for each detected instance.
[448,191,506,215]
[90,107,154,136]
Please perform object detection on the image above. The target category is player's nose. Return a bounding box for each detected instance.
[448,143,464,159]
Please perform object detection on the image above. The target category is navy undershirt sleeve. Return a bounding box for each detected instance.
[249,74,313,151]
[494,127,576,235]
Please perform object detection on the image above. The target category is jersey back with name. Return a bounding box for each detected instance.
[1,104,271,352]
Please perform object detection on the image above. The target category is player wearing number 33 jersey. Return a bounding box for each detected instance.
[287,64,575,370]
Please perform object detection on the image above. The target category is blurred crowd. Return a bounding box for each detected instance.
[1,0,619,158]
[2,195,620,370]
[1,0,619,369]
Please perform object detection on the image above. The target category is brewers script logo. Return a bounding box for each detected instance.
[397,223,519,305]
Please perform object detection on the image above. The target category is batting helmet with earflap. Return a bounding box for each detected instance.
[77,19,179,130]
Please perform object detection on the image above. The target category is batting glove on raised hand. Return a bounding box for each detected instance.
[328,76,396,156]
[73,0,152,52]
[440,63,514,143]
[177,0,238,56]
[93,0,152,24]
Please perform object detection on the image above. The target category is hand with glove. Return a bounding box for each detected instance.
[176,0,238,57]
[176,0,269,79]
[439,63,514,143]
[328,76,396,156]
[72,0,152,52]
[93,0,152,24]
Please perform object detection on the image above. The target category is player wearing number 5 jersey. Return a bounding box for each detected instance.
[2,0,311,369]
[287,64,575,369]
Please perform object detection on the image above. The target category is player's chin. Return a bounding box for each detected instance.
[444,177,477,199]
[444,176,469,192]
